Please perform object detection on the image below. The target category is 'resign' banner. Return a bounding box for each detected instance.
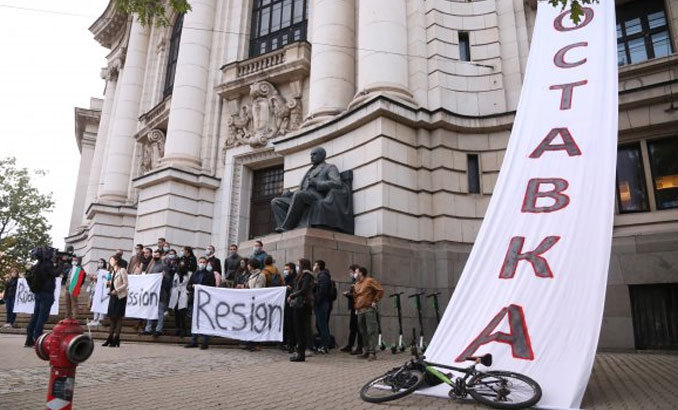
[124,274,163,320]
[90,270,111,315]
[191,286,286,342]
[13,278,61,316]
[423,3,617,409]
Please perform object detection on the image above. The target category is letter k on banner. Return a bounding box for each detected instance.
[421,2,618,408]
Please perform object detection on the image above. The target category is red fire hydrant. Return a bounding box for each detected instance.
[35,318,94,410]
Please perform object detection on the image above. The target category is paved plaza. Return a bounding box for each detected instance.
[0,333,676,409]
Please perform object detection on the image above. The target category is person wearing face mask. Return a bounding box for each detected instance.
[65,256,87,319]
[281,263,298,352]
[168,249,190,337]
[179,246,198,275]
[249,240,268,268]
[204,245,222,282]
[144,249,172,337]
[161,242,171,259]
[223,244,242,288]
[234,257,250,289]
[185,257,216,349]
[86,259,108,327]
[128,244,144,275]
[340,264,363,355]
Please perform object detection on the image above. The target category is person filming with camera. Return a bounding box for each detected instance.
[24,247,59,347]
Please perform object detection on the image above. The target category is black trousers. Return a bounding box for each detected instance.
[293,306,312,356]
[283,303,295,346]
[348,308,363,348]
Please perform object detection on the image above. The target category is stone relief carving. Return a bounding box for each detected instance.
[225,81,302,149]
[140,129,166,174]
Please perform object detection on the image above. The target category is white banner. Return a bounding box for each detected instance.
[191,286,286,342]
[13,278,61,316]
[423,3,617,409]
[90,270,110,315]
[124,274,163,320]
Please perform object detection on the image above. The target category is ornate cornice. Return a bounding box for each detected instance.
[74,102,102,153]
[89,1,128,49]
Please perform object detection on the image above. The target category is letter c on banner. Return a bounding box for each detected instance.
[553,7,594,32]
[554,42,588,68]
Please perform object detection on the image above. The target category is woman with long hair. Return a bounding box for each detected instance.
[86,258,108,327]
[103,255,128,347]
[234,257,250,289]
[288,258,314,362]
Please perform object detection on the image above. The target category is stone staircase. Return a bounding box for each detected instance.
[0,290,237,346]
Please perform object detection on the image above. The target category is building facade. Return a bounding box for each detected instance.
[66,0,678,350]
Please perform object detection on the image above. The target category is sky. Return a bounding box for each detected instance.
[0,0,110,250]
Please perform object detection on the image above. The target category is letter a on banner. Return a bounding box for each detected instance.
[421,2,618,409]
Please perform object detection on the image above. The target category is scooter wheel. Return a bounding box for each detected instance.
[399,346,405,352]
[391,346,397,354]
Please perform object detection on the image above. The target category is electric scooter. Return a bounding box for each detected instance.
[409,291,427,351]
[375,307,387,351]
[389,292,405,354]
[427,291,442,325]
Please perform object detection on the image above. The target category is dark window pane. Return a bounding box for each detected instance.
[617,43,628,66]
[624,17,642,35]
[282,0,292,27]
[271,2,282,32]
[652,31,671,58]
[467,154,480,194]
[293,29,301,41]
[627,37,648,64]
[250,166,284,239]
[260,42,267,54]
[459,32,470,62]
[616,145,649,213]
[647,11,667,29]
[648,137,678,210]
[164,13,184,97]
[262,0,271,5]
[260,8,270,36]
[293,0,303,23]
[282,33,289,45]
[271,37,279,50]
[616,23,623,38]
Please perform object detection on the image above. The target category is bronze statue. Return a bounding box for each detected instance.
[271,147,354,234]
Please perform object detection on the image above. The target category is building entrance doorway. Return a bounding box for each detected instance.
[629,284,678,350]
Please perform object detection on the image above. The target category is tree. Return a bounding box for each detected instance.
[113,0,597,27]
[0,157,54,279]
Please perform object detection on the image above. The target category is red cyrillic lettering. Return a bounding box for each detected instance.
[529,128,582,158]
[521,178,570,213]
[554,42,588,68]
[549,80,588,110]
[500,236,560,279]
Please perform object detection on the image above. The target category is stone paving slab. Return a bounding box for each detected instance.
[0,334,676,409]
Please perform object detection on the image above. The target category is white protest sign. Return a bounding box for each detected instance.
[124,274,162,320]
[422,3,618,409]
[90,270,110,315]
[13,278,61,316]
[191,286,286,342]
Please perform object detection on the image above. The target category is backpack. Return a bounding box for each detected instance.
[25,265,43,293]
[270,272,283,287]
[329,279,338,302]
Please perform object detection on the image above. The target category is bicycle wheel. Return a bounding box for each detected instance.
[360,367,425,403]
[468,371,542,409]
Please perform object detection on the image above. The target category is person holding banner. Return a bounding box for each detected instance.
[244,259,266,352]
[288,258,315,362]
[86,258,108,327]
[103,255,128,347]
[144,250,173,337]
[65,256,87,318]
[185,257,216,349]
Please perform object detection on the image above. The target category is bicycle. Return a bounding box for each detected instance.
[360,348,542,409]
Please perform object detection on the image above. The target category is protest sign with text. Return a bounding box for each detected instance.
[13,278,61,316]
[191,286,286,342]
[124,274,162,320]
[90,270,110,315]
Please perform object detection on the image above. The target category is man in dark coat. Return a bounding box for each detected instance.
[25,247,59,347]
[313,260,332,353]
[185,257,216,349]
[205,244,222,282]
[224,244,242,287]
[144,249,172,336]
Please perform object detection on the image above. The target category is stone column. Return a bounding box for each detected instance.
[351,0,414,106]
[83,69,118,216]
[98,20,150,202]
[69,133,97,233]
[162,0,216,169]
[305,0,355,124]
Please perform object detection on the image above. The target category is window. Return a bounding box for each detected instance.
[648,137,678,210]
[467,154,480,194]
[459,31,471,62]
[250,0,308,57]
[616,0,673,66]
[249,165,284,239]
[164,13,184,98]
[616,144,650,213]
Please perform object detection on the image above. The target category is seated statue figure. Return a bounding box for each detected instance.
[271,147,354,234]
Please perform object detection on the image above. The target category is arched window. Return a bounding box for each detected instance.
[163,13,184,98]
[250,0,308,57]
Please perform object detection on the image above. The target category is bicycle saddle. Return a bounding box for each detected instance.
[465,353,493,367]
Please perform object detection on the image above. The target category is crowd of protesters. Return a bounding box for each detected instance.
[1,239,384,362]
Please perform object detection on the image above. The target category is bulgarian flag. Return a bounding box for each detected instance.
[68,266,86,297]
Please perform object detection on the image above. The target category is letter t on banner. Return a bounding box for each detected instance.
[421,2,618,409]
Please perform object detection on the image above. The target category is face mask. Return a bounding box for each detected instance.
[206,265,213,272]
[198,263,206,270]
[230,250,237,255]
[282,269,289,278]
[163,247,170,252]
[97,263,104,268]
[254,246,261,252]
[136,249,142,254]
[169,254,176,260]
[71,261,78,266]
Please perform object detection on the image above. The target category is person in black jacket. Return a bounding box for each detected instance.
[204,245,222,283]
[143,249,173,337]
[282,262,298,351]
[3,268,19,328]
[179,246,198,275]
[313,259,332,353]
[224,244,242,287]
[289,258,314,362]
[340,264,363,354]
[185,257,216,349]
[25,246,58,347]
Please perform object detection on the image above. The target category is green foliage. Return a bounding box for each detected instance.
[114,0,191,27]
[0,157,54,278]
[547,0,600,24]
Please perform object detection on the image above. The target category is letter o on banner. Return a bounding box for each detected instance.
[553,7,594,32]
